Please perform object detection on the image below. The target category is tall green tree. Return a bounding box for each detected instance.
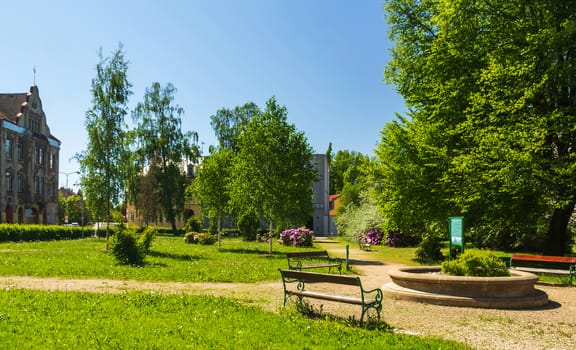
[77,44,132,249]
[228,97,317,253]
[383,0,576,254]
[210,102,259,152]
[329,150,370,199]
[188,148,233,249]
[132,82,199,234]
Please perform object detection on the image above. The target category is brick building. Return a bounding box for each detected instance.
[0,85,60,224]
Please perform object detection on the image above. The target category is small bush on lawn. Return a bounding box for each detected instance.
[415,232,444,263]
[183,232,216,245]
[184,216,202,233]
[238,210,260,241]
[110,227,147,266]
[278,228,314,247]
[442,251,510,277]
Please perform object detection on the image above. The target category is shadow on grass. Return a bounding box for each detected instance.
[348,259,386,266]
[148,250,202,261]
[218,247,284,256]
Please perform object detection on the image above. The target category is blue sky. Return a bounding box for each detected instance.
[1,0,405,189]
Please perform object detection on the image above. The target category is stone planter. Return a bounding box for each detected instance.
[382,266,548,309]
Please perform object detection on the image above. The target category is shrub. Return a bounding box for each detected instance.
[278,228,314,247]
[110,228,145,266]
[183,232,216,245]
[183,232,198,244]
[238,210,260,241]
[415,232,444,263]
[442,251,510,277]
[365,228,383,245]
[385,231,418,247]
[184,217,202,233]
[138,226,157,253]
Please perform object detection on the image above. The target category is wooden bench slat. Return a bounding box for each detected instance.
[510,254,575,285]
[512,254,576,264]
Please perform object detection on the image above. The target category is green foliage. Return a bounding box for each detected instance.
[329,150,369,196]
[138,226,157,253]
[442,252,510,277]
[110,227,146,266]
[183,232,216,245]
[77,44,132,238]
[237,210,260,241]
[187,148,232,233]
[184,216,202,233]
[0,224,88,242]
[382,1,576,253]
[334,197,383,243]
[131,82,200,234]
[228,97,317,232]
[415,232,444,264]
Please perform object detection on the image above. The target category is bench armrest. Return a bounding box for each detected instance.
[362,286,383,303]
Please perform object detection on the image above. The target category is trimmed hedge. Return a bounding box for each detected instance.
[0,224,90,242]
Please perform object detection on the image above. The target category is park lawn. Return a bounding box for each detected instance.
[0,236,323,283]
[0,289,471,349]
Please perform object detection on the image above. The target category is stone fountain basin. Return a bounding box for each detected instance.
[382,266,549,309]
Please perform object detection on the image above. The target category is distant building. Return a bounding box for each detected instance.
[0,85,60,224]
[311,154,330,236]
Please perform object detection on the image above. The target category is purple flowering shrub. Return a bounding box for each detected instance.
[278,228,314,247]
[357,228,384,246]
[365,228,383,245]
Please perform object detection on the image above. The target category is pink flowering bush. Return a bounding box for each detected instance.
[278,228,314,247]
[365,228,383,245]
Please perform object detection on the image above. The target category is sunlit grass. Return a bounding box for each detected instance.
[0,289,472,349]
[0,236,322,282]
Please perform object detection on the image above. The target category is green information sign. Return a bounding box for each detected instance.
[449,216,464,258]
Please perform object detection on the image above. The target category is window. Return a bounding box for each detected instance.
[35,147,45,165]
[6,172,13,192]
[35,176,41,194]
[49,153,55,169]
[17,143,23,161]
[5,139,12,160]
[29,118,40,133]
[17,174,24,193]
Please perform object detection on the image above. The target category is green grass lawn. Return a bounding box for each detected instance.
[0,236,320,282]
[0,289,471,349]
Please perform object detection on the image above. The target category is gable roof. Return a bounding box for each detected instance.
[0,91,29,122]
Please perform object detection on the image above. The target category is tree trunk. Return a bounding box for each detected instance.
[543,202,575,255]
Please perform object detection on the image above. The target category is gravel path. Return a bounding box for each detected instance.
[1,246,574,350]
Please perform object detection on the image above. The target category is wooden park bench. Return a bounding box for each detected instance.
[510,254,576,285]
[279,269,383,324]
[286,251,342,274]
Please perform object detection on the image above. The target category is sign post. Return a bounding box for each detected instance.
[449,216,464,260]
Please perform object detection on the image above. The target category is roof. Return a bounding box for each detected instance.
[0,91,29,122]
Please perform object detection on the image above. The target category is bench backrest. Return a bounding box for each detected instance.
[512,254,576,264]
[286,251,329,259]
[280,269,360,287]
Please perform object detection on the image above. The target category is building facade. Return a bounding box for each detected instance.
[311,154,330,236]
[0,85,60,224]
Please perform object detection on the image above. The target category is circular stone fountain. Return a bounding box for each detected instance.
[382,266,548,309]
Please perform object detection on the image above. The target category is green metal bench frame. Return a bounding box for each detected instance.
[286,250,342,274]
[279,269,382,324]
